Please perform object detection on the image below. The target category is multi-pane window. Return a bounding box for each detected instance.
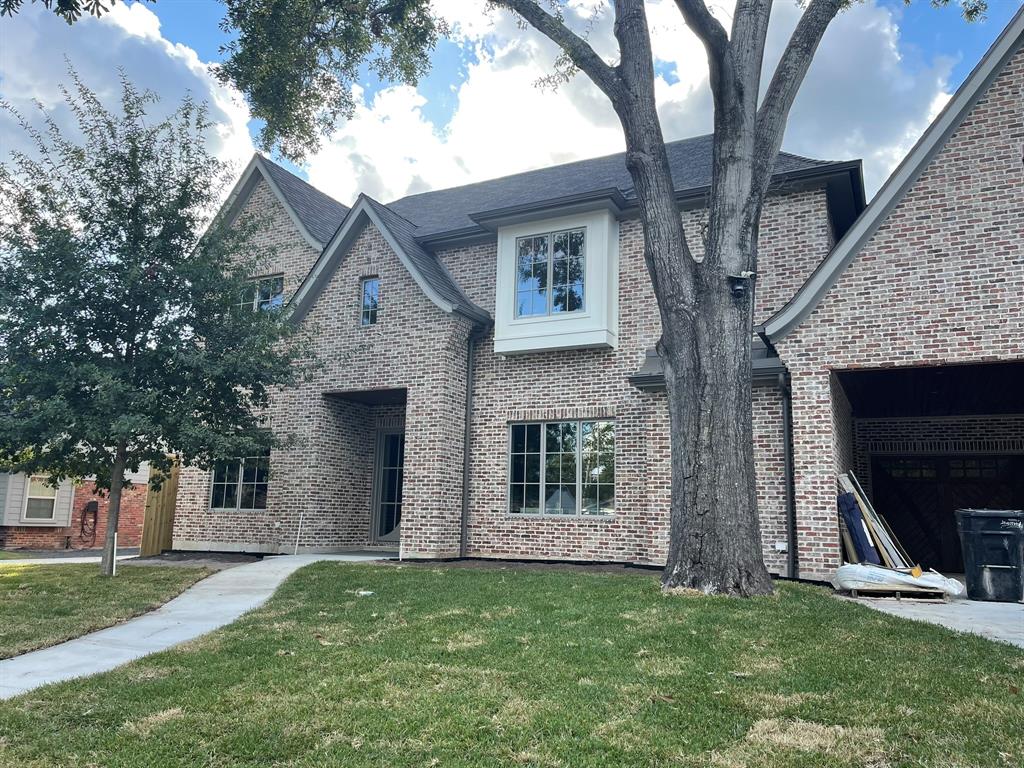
[24,476,57,521]
[515,228,585,317]
[361,277,380,325]
[509,420,614,515]
[239,275,285,312]
[210,455,269,511]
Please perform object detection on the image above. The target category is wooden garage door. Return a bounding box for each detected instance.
[870,455,1024,573]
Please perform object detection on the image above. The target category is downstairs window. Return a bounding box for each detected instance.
[508,420,615,516]
[210,455,269,511]
[23,475,57,521]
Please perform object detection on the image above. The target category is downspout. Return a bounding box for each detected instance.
[459,326,484,558]
[777,371,799,580]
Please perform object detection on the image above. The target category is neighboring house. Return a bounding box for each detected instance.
[0,468,150,550]
[173,10,1023,580]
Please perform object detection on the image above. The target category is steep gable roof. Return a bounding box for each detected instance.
[221,154,349,251]
[289,195,490,325]
[387,134,845,240]
[761,6,1024,342]
[258,157,350,246]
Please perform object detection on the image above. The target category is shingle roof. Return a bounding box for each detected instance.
[260,157,349,246]
[386,134,835,239]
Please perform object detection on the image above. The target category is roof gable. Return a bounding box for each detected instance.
[289,195,490,325]
[221,155,349,251]
[762,7,1024,342]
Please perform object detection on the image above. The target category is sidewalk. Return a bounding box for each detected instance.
[0,547,139,566]
[0,552,393,699]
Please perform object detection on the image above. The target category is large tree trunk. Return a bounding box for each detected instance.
[100,441,127,577]
[658,258,772,595]
[614,102,772,596]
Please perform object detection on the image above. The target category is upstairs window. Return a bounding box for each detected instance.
[240,274,285,312]
[515,228,585,317]
[210,455,269,511]
[361,277,380,326]
[23,475,57,521]
[508,420,614,516]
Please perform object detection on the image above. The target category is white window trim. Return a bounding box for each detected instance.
[495,210,618,354]
[21,475,58,524]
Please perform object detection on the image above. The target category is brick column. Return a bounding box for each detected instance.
[789,369,842,579]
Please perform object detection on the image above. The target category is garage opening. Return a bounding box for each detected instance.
[834,362,1024,573]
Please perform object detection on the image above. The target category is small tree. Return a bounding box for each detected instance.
[0,71,311,575]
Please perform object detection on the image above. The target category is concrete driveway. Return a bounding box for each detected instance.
[853,596,1024,649]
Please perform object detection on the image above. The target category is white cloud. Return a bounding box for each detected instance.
[0,0,956,207]
[0,1,253,178]
[305,0,953,202]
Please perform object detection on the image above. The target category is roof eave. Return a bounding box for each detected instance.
[762,7,1024,343]
[416,159,863,248]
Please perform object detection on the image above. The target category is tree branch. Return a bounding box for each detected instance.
[674,0,729,92]
[751,0,844,195]
[490,0,622,102]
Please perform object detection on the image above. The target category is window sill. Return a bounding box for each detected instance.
[209,507,270,514]
[494,327,617,355]
[16,519,62,527]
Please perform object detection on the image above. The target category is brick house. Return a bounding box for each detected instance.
[0,469,149,551]
[172,9,1023,580]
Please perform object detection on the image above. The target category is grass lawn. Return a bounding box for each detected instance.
[0,563,211,659]
[0,551,30,560]
[1,563,1021,768]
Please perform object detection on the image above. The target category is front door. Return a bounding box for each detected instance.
[374,431,405,543]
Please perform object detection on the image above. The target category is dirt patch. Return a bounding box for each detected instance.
[128,551,261,570]
[381,557,661,577]
[712,718,888,767]
[122,707,185,737]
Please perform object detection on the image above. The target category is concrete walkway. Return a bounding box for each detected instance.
[1,552,138,567]
[854,596,1024,649]
[0,552,393,699]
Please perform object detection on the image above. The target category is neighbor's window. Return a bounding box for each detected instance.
[515,228,585,317]
[24,475,57,521]
[239,274,285,312]
[508,420,614,515]
[210,455,269,511]
[361,277,380,325]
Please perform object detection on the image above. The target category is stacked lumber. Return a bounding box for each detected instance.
[835,472,948,598]
[837,473,914,569]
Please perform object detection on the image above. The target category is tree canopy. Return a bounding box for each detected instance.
[0,70,312,493]
[0,0,152,24]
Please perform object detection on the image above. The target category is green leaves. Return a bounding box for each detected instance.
[0,69,313,490]
[217,0,446,161]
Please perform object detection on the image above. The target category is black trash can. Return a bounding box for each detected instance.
[956,509,1024,603]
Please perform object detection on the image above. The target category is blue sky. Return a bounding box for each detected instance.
[1,0,1020,204]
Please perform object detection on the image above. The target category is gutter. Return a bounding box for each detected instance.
[459,324,488,557]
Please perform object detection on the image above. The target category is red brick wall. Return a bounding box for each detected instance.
[2,482,148,550]
[776,46,1024,578]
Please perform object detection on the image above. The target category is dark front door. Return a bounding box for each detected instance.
[374,431,405,542]
[870,455,1024,572]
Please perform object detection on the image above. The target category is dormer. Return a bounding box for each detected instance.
[479,195,620,355]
